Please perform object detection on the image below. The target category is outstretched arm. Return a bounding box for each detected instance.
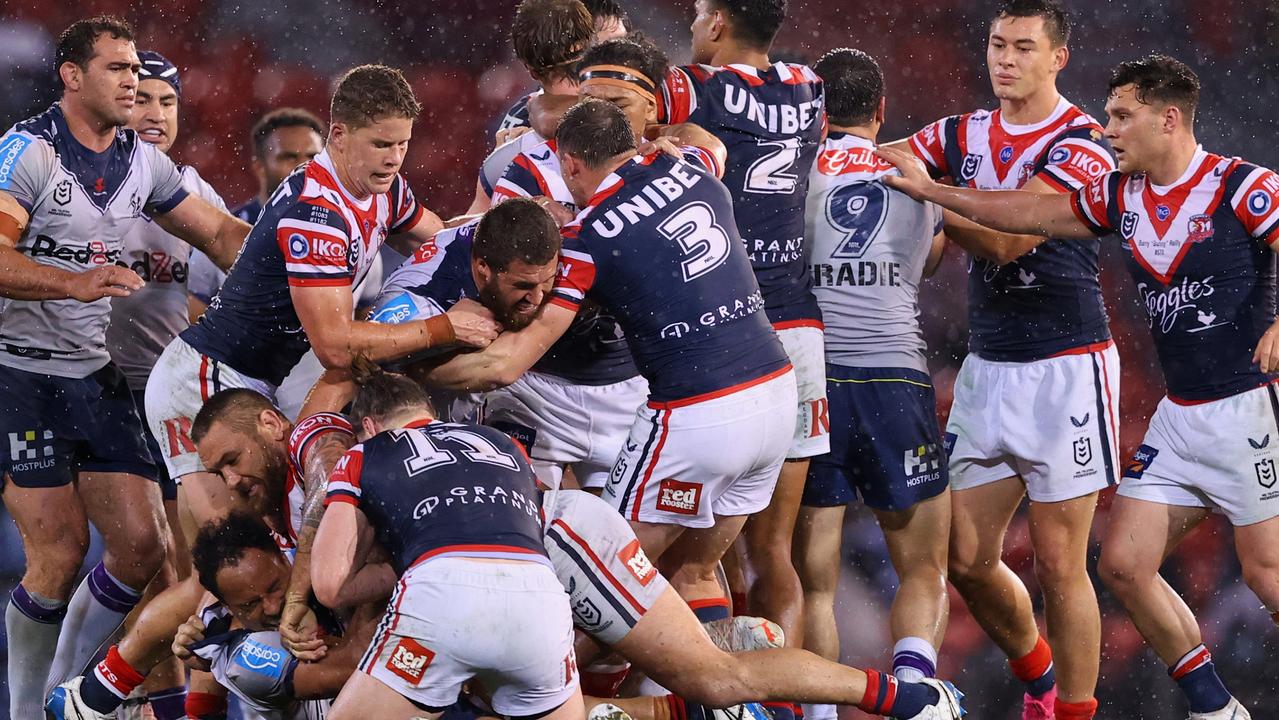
[418,298,577,391]
[875,146,1096,240]
[153,193,250,271]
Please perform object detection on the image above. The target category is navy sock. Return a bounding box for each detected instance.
[1171,646,1231,714]
[690,600,730,623]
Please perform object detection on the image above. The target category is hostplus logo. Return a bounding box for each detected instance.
[9,430,54,473]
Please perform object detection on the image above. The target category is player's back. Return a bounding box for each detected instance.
[806,133,941,373]
[908,98,1114,360]
[661,62,825,325]
[554,152,789,404]
[326,420,548,576]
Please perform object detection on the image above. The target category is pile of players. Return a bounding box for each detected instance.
[2,0,1277,719]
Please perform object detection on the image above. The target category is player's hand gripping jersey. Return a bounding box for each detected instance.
[0,104,188,377]
[659,62,825,326]
[909,98,1115,360]
[181,150,424,385]
[551,151,790,403]
[1071,148,1279,401]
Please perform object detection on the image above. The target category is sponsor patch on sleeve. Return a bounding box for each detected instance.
[617,538,657,586]
[0,135,31,190]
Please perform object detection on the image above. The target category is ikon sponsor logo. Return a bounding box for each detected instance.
[618,539,657,585]
[288,232,346,261]
[655,479,700,515]
[386,638,435,685]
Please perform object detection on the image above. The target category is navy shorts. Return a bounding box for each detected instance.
[0,362,158,489]
[132,390,177,501]
[803,365,948,511]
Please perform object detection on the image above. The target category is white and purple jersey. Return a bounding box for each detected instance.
[909,97,1115,361]
[107,165,227,391]
[326,419,549,575]
[0,104,188,378]
[659,62,825,327]
[551,151,790,404]
[181,150,423,385]
[1071,147,1279,402]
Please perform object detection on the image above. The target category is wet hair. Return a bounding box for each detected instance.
[577,34,669,91]
[56,15,134,92]
[330,64,421,129]
[511,0,595,84]
[814,48,883,128]
[709,0,787,51]
[349,358,435,427]
[192,512,280,602]
[993,0,1070,47]
[251,108,326,160]
[583,0,628,27]
[1109,54,1200,122]
[191,388,278,444]
[474,198,562,272]
[555,98,636,168]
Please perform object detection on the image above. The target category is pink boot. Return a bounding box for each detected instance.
[1022,687,1057,720]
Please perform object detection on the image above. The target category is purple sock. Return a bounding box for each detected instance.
[148,686,188,720]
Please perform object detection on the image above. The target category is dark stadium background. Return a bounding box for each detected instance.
[1,1,1277,717]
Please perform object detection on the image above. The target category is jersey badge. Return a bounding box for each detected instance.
[54,179,72,205]
[618,539,657,586]
[1073,437,1093,466]
[1120,211,1139,240]
[1123,444,1159,480]
[959,153,982,181]
[1155,204,1171,221]
[1187,214,1214,243]
[1256,458,1276,489]
[998,145,1014,163]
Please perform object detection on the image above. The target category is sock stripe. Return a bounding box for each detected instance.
[87,564,142,614]
[881,675,898,712]
[91,664,133,700]
[893,650,937,678]
[10,584,67,624]
[1055,698,1099,720]
[1170,645,1211,680]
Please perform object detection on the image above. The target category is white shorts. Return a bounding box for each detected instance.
[602,369,798,528]
[1119,384,1279,526]
[946,342,1120,502]
[360,558,578,716]
[144,338,277,479]
[484,372,649,489]
[542,489,671,645]
[776,325,830,459]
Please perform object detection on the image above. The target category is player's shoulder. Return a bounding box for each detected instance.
[272,163,352,231]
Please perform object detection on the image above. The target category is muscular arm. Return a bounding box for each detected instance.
[940,174,1060,265]
[311,502,373,609]
[653,123,728,175]
[153,194,250,271]
[291,284,464,370]
[876,146,1096,239]
[419,299,577,391]
[290,602,382,699]
[923,230,947,279]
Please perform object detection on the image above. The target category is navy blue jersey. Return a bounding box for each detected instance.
[1072,149,1279,402]
[325,419,548,575]
[232,196,264,224]
[551,151,790,404]
[182,150,423,384]
[372,223,640,386]
[660,63,825,326]
[495,91,536,133]
[909,99,1115,361]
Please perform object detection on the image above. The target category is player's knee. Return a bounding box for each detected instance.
[108,519,168,586]
[29,533,90,588]
[1097,544,1146,597]
[1239,553,1279,605]
[1032,547,1086,591]
[946,548,997,588]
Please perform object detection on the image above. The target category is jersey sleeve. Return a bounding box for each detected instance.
[276,200,355,287]
[1069,170,1123,236]
[216,631,298,712]
[141,141,189,214]
[1035,128,1116,193]
[482,138,530,201]
[187,250,226,304]
[658,66,706,125]
[493,152,550,204]
[389,175,424,234]
[289,412,355,472]
[906,116,958,179]
[1228,163,1279,245]
[182,166,229,212]
[549,225,597,312]
[927,200,945,237]
[679,145,723,179]
[0,131,52,212]
[325,444,365,506]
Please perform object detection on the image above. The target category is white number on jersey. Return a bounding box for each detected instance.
[659,201,732,282]
[743,137,802,195]
[393,427,519,475]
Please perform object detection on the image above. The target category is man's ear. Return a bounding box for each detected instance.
[59,62,82,93]
[708,9,728,43]
[260,409,289,442]
[360,416,379,440]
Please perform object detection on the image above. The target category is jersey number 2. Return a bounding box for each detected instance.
[743,138,802,194]
[393,428,520,475]
[659,201,732,282]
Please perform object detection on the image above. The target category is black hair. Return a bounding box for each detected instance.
[555,98,636,168]
[511,0,595,84]
[56,15,134,92]
[583,0,628,26]
[577,33,669,90]
[709,0,787,51]
[349,359,435,428]
[993,0,1070,47]
[191,388,278,444]
[192,512,280,601]
[1109,54,1200,122]
[474,198,562,272]
[814,48,884,128]
[251,108,325,159]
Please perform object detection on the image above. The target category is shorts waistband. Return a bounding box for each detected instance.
[1167,378,1279,407]
[646,364,793,410]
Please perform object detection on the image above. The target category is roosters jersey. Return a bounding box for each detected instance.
[806,133,943,373]
[1071,147,1279,402]
[659,62,825,326]
[551,151,789,404]
[0,104,188,378]
[909,97,1115,361]
[325,419,549,575]
[372,221,639,386]
[490,137,574,211]
[181,150,423,384]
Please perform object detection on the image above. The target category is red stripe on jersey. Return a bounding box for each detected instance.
[630,409,671,522]
[781,63,806,85]
[1169,378,1279,406]
[364,579,408,676]
[1037,172,1073,194]
[1129,158,1235,283]
[1073,172,1114,232]
[552,254,597,306]
[287,276,353,287]
[587,177,624,209]
[514,153,554,198]
[329,446,365,491]
[1048,339,1114,358]
[1233,167,1279,237]
[724,65,765,87]
[409,544,546,568]
[773,319,825,331]
[198,354,211,402]
[551,519,650,614]
[646,363,793,410]
[661,68,695,124]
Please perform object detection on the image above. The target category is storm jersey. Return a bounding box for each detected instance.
[806,133,943,373]
[1071,148,1279,401]
[659,62,825,325]
[0,104,188,378]
[107,165,227,391]
[551,151,790,403]
[909,97,1115,361]
[325,419,549,575]
[181,150,423,385]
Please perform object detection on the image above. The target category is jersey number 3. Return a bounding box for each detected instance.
[660,201,733,282]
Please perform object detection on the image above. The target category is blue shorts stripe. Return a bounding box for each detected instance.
[546,526,638,628]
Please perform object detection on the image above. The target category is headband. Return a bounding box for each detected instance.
[579,64,657,105]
